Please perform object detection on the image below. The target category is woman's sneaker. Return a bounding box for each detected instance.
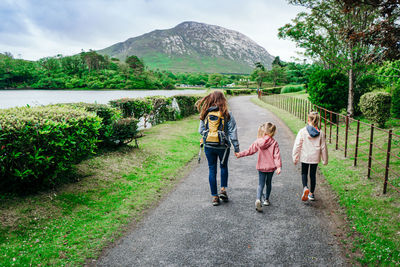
[308,193,315,201]
[219,190,229,202]
[255,199,263,212]
[301,187,309,201]
[212,196,220,206]
[263,199,270,206]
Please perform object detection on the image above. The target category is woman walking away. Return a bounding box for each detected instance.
[235,122,282,212]
[292,111,328,202]
[197,91,240,206]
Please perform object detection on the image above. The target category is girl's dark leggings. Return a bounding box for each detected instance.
[301,163,318,193]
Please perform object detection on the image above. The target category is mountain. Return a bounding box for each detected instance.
[98,21,274,74]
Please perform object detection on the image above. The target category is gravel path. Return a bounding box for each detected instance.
[97,95,345,266]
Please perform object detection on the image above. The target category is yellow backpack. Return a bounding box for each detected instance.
[202,111,227,146]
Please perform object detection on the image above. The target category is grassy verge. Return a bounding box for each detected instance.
[0,116,200,266]
[252,97,400,265]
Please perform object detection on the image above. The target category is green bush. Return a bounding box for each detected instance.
[109,98,153,118]
[281,84,304,94]
[307,68,348,112]
[110,95,200,124]
[66,103,124,146]
[261,87,282,95]
[392,86,400,118]
[174,95,201,117]
[146,96,176,124]
[354,75,382,115]
[0,106,101,191]
[110,117,139,146]
[359,92,392,127]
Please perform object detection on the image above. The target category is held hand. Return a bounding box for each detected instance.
[276,167,281,175]
[234,152,240,158]
[293,160,298,166]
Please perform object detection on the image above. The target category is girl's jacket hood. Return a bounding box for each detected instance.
[306,125,320,137]
[256,135,274,150]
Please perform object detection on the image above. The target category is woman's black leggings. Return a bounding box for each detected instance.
[301,163,318,193]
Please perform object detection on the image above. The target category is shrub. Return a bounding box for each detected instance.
[145,96,176,124]
[360,92,392,127]
[392,86,400,118]
[307,68,348,112]
[0,106,101,191]
[109,98,153,118]
[66,103,123,146]
[354,75,382,115]
[174,95,201,117]
[261,87,282,95]
[281,84,304,94]
[110,117,139,146]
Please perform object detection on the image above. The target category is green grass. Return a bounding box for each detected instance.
[252,97,400,265]
[0,116,200,266]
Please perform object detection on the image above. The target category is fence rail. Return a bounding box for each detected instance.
[260,94,400,195]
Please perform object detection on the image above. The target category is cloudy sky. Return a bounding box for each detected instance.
[0,0,306,61]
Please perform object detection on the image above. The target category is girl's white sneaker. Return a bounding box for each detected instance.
[263,199,270,206]
[255,199,262,212]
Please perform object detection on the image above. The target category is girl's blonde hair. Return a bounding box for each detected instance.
[257,122,276,138]
[308,111,320,128]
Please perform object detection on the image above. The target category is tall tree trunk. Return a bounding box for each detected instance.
[347,50,354,117]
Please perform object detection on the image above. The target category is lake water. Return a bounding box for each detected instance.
[0,89,205,109]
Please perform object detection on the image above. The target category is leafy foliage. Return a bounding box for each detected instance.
[392,86,400,118]
[360,92,392,127]
[0,106,101,191]
[307,68,348,112]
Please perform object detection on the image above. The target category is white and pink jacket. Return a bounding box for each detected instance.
[238,135,282,172]
[292,125,328,165]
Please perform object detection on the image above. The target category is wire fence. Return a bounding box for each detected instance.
[260,93,400,195]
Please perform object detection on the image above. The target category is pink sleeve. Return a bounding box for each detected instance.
[274,142,282,168]
[238,141,258,157]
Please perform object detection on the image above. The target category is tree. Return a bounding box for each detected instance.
[125,55,144,74]
[269,66,287,86]
[251,62,268,89]
[279,0,400,116]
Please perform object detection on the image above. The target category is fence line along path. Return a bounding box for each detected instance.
[261,94,400,195]
[97,95,345,266]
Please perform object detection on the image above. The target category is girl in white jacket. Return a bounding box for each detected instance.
[292,111,328,201]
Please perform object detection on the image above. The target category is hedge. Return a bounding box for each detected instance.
[110,95,201,124]
[360,92,392,128]
[64,103,138,146]
[0,106,101,191]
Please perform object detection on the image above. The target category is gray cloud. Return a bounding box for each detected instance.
[0,0,305,61]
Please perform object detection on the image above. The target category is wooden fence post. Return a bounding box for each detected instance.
[329,112,332,144]
[367,124,374,179]
[336,114,339,150]
[383,130,392,194]
[344,116,349,158]
[354,120,360,166]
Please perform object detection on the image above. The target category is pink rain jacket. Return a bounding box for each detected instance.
[238,135,282,172]
[292,126,328,165]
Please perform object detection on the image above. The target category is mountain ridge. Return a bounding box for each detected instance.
[98,21,274,73]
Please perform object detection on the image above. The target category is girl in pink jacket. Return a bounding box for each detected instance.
[292,111,328,202]
[235,122,282,212]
